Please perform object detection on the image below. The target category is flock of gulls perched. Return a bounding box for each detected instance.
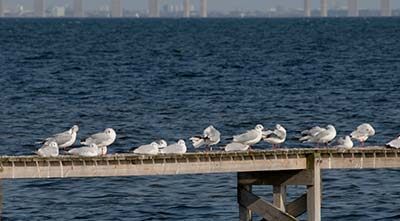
[35,123,400,157]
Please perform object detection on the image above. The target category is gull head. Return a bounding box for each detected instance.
[276,124,285,131]
[207,125,216,130]
[255,124,265,131]
[150,142,159,148]
[158,139,167,148]
[49,141,58,148]
[104,128,116,136]
[327,125,335,130]
[365,124,375,136]
[70,125,79,133]
[178,139,186,146]
[89,143,98,149]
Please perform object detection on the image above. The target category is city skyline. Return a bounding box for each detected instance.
[1,0,400,17]
[2,0,400,11]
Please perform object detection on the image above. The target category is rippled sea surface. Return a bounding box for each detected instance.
[1,18,400,220]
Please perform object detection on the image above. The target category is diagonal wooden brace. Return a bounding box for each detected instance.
[238,187,297,221]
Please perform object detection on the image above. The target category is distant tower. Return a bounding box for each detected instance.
[34,0,45,17]
[320,0,328,17]
[200,0,207,17]
[111,0,122,17]
[348,0,358,17]
[0,0,4,17]
[304,0,311,17]
[183,0,190,17]
[380,0,391,16]
[148,0,159,17]
[74,0,84,17]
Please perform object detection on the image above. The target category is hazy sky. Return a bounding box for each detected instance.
[5,0,400,11]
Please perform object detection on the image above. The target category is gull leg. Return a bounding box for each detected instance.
[272,144,275,149]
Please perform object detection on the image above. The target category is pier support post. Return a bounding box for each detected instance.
[307,154,322,221]
[237,153,322,221]
[238,175,252,221]
[273,185,286,211]
[0,178,2,218]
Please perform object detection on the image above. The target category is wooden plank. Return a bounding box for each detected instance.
[273,185,286,211]
[238,170,313,186]
[320,155,400,169]
[239,188,297,221]
[307,154,322,221]
[260,193,306,221]
[238,184,252,221]
[0,147,399,179]
[0,158,307,179]
[286,193,307,217]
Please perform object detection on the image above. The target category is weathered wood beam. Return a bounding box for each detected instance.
[286,193,307,217]
[0,153,308,179]
[273,185,286,211]
[307,154,322,221]
[238,183,252,221]
[238,170,314,186]
[239,188,297,221]
[259,193,306,221]
[0,147,399,179]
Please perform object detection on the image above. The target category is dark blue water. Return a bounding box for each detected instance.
[1,18,400,220]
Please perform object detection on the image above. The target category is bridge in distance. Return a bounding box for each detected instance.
[0,0,394,18]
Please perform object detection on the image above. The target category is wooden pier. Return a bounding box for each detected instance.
[0,147,399,220]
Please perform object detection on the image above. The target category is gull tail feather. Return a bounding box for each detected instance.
[299,136,310,142]
[189,136,205,148]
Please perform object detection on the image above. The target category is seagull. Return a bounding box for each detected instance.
[189,125,221,151]
[262,124,286,149]
[232,124,264,150]
[40,125,79,149]
[386,136,400,149]
[223,142,249,152]
[68,143,101,157]
[159,139,187,154]
[300,125,336,147]
[350,123,375,147]
[335,136,353,149]
[37,141,59,157]
[81,128,116,155]
[133,142,161,155]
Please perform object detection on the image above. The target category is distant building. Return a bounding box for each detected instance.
[34,0,45,17]
[0,0,4,17]
[51,6,65,17]
[111,0,122,17]
[74,0,84,17]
